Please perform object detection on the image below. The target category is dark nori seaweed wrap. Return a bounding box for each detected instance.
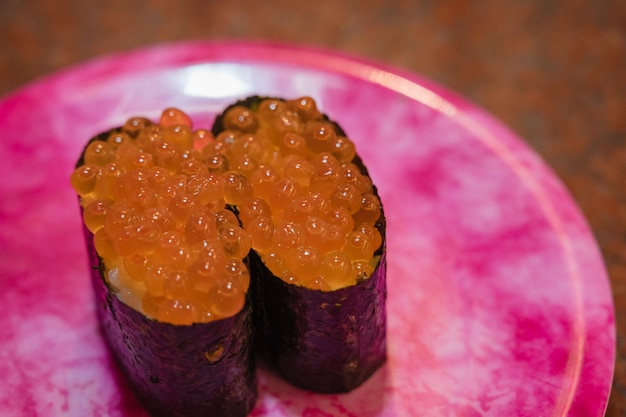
[77,130,257,417]
[213,96,388,393]
[249,250,387,393]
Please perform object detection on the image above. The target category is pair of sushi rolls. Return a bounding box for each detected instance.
[71,96,386,415]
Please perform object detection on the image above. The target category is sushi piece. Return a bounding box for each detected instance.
[212,96,387,393]
[71,114,257,417]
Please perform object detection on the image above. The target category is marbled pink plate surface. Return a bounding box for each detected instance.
[0,42,615,417]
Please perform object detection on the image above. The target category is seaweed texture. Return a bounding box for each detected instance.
[249,250,387,392]
[84,226,257,417]
[214,96,388,393]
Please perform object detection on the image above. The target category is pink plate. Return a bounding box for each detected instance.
[0,41,615,417]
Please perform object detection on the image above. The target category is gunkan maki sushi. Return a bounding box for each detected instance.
[71,96,387,416]
[71,111,257,417]
[212,96,387,393]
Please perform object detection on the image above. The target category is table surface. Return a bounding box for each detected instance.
[1,0,624,415]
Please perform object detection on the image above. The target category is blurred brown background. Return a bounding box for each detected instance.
[1,0,624,415]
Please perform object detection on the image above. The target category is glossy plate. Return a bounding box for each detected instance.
[0,41,615,417]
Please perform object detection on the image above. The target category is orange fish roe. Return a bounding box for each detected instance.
[72,108,249,325]
[218,97,382,291]
[72,97,382,324]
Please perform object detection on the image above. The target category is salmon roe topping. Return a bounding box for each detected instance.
[220,97,382,290]
[72,112,248,326]
[71,97,383,324]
